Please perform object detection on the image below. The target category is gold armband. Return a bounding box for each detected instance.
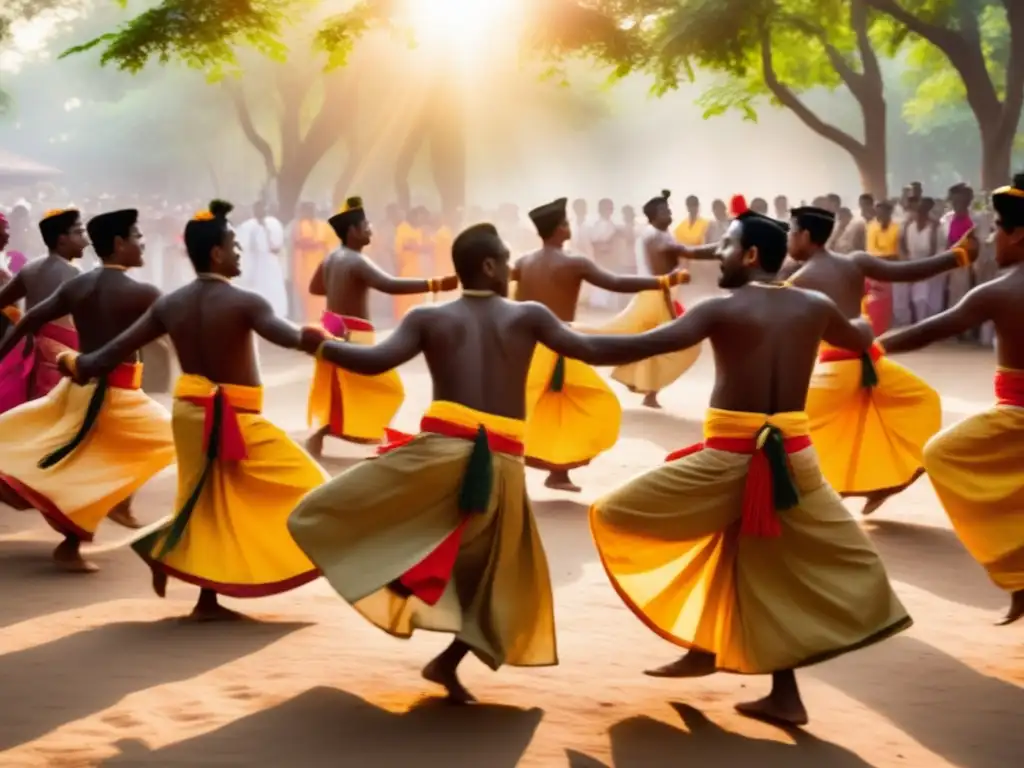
[427,277,437,292]
[1,306,21,324]
[57,351,79,378]
[657,274,671,290]
[314,341,329,360]
[952,247,970,268]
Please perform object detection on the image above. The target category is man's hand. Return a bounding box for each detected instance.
[438,274,459,292]
[954,227,979,264]
[668,269,691,287]
[300,325,328,356]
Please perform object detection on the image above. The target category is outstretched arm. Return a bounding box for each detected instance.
[358,258,456,295]
[879,284,991,355]
[578,258,688,293]
[680,243,721,261]
[313,306,425,375]
[75,306,167,381]
[819,296,873,354]
[853,230,976,283]
[0,283,71,361]
[249,292,301,349]
[528,298,718,366]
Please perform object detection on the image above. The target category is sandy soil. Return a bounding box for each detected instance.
[0,329,1021,767]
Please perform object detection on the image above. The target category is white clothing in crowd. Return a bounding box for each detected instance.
[588,216,619,309]
[236,215,288,317]
[904,219,942,322]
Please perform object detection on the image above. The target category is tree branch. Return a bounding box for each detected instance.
[224,80,277,182]
[997,1,1024,142]
[851,0,882,87]
[758,25,865,158]
[860,0,959,49]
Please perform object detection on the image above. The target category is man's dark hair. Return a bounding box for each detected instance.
[39,209,81,251]
[87,209,138,261]
[791,206,835,247]
[184,199,233,273]
[737,211,789,274]
[642,190,670,222]
[452,223,503,283]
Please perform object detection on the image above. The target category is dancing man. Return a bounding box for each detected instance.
[305,196,457,457]
[68,200,328,620]
[0,209,175,571]
[288,223,709,703]
[784,205,977,515]
[516,197,689,492]
[596,190,702,409]
[878,175,1024,625]
[590,211,910,726]
[0,208,86,413]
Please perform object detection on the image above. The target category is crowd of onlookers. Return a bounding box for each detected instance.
[0,181,998,347]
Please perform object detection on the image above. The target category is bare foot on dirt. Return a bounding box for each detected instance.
[735,694,809,727]
[642,392,662,409]
[544,471,582,493]
[644,650,717,678]
[422,658,477,704]
[185,603,248,623]
[997,590,1024,626]
[107,502,143,529]
[53,539,97,573]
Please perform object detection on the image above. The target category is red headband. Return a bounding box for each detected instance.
[729,195,748,216]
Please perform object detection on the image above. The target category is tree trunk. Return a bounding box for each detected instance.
[858,88,888,199]
[980,127,1015,190]
[394,107,431,211]
[276,164,307,225]
[428,78,466,214]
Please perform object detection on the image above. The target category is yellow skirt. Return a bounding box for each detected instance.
[132,374,328,597]
[524,344,621,470]
[594,288,700,393]
[805,344,941,494]
[0,364,174,541]
[591,408,911,674]
[923,399,1024,592]
[307,313,404,443]
[288,400,557,670]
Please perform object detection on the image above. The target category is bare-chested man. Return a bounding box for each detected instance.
[0,208,85,413]
[590,210,910,726]
[878,175,1024,625]
[782,205,977,515]
[288,222,710,703]
[0,209,175,571]
[514,196,688,491]
[596,190,701,409]
[69,200,328,621]
[305,196,457,457]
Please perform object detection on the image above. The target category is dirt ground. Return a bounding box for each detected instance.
[0,327,1021,767]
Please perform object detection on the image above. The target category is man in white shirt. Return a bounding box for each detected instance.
[588,198,619,310]
[236,200,289,316]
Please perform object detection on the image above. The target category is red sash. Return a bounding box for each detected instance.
[665,431,812,538]
[995,369,1024,407]
[380,416,524,606]
[180,390,250,462]
[108,362,143,390]
[321,310,373,338]
[817,341,884,365]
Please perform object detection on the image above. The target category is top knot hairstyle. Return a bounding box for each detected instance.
[184,199,234,273]
[38,208,82,250]
[642,190,671,222]
[992,171,1024,230]
[328,195,368,244]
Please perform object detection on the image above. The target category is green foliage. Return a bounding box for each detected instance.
[60,0,310,77]
[899,2,1011,134]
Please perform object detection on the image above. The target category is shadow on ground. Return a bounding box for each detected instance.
[815,635,1024,768]
[865,519,1004,611]
[0,619,307,752]
[603,703,870,767]
[102,687,542,767]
